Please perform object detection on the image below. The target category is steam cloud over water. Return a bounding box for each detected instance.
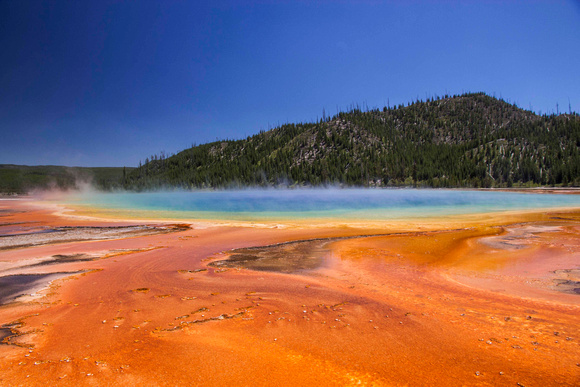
[59,189,580,221]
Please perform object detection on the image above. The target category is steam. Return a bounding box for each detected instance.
[27,168,100,200]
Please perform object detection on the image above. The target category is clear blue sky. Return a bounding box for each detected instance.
[1,0,579,167]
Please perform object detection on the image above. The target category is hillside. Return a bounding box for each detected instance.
[126,92,580,189]
[0,165,131,194]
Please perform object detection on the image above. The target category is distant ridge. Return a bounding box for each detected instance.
[0,165,131,193]
[125,93,579,190]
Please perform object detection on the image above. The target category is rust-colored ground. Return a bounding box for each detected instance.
[0,199,579,386]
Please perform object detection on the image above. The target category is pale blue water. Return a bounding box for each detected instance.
[63,189,580,221]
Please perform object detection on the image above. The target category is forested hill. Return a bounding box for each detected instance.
[126,93,580,190]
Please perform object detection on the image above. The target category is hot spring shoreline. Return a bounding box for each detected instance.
[0,196,579,386]
[29,187,580,231]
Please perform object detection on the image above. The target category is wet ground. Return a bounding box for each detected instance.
[0,224,189,250]
[210,237,337,273]
[0,199,579,386]
[0,272,84,305]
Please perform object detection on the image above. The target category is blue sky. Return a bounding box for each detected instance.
[1,0,579,167]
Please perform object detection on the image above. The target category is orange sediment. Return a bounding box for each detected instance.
[0,199,579,386]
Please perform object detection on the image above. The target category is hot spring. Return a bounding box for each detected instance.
[59,189,580,221]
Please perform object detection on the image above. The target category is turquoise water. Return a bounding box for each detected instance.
[63,189,580,221]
